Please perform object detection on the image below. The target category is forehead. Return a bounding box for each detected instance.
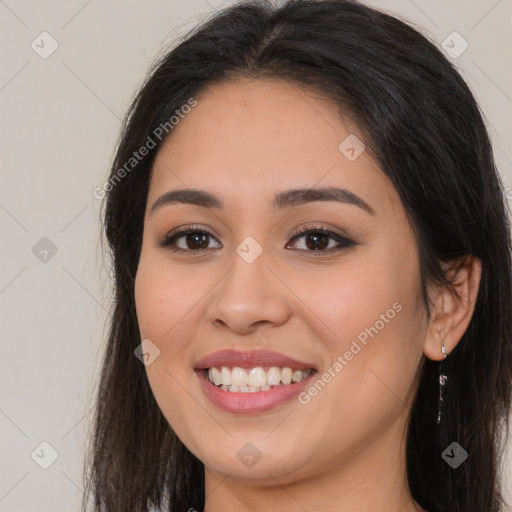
[149,78,397,215]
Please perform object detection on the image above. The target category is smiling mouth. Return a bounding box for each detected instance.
[204,366,315,393]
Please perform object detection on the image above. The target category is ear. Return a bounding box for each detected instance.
[423,255,482,361]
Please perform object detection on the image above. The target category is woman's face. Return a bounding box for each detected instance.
[134,78,428,483]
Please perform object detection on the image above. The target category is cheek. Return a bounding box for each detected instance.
[296,237,423,411]
[291,241,420,360]
[134,252,197,392]
[134,251,206,351]
[293,279,423,456]
[134,254,207,435]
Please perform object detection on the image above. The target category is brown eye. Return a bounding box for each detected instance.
[161,224,355,254]
[161,226,221,252]
[293,231,331,250]
[181,232,210,250]
[286,226,356,253]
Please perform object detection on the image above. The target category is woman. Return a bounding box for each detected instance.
[83,1,512,511]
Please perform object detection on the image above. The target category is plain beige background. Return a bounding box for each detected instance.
[1,0,511,510]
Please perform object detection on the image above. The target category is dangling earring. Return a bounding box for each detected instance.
[436,341,448,426]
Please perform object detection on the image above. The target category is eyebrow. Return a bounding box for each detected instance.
[150,185,376,216]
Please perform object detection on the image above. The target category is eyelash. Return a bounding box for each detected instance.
[160,223,356,255]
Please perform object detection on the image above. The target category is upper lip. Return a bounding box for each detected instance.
[194,349,318,371]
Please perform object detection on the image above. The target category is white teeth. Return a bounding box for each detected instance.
[292,370,304,383]
[231,367,248,387]
[209,367,222,386]
[281,367,292,385]
[248,367,267,387]
[206,366,313,390]
[267,367,282,386]
[220,367,232,386]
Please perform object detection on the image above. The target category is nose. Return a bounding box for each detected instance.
[207,245,292,334]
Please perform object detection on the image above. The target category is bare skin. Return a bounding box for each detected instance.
[134,78,481,512]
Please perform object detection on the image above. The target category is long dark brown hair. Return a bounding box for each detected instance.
[83,1,512,510]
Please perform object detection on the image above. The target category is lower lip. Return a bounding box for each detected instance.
[196,369,317,414]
